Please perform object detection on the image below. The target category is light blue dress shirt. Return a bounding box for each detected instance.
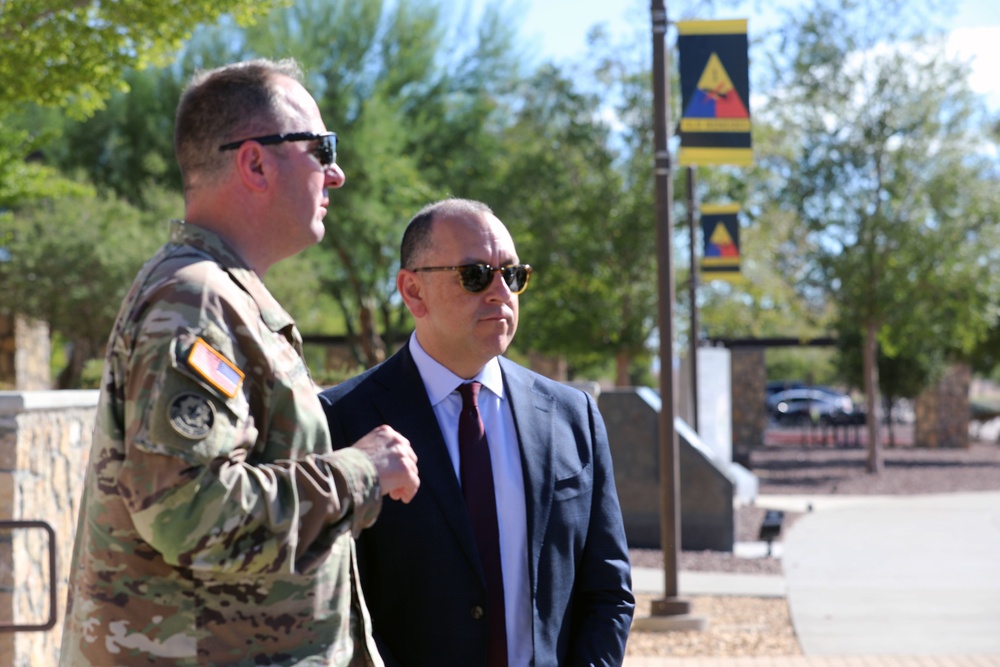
[409,333,531,667]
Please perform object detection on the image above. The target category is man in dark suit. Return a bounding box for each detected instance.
[320,198,634,666]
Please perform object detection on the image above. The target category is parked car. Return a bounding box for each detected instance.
[767,387,855,425]
[765,380,806,398]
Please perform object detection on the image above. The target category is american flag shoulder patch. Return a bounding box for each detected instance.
[187,337,245,399]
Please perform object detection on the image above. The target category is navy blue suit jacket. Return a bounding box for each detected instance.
[319,343,634,667]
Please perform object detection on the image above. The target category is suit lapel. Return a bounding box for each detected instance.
[500,358,555,597]
[372,346,482,572]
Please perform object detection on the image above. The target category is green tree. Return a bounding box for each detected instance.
[50,67,185,206]
[0,185,176,387]
[0,0,280,117]
[763,0,1000,469]
[475,64,651,384]
[0,1,283,213]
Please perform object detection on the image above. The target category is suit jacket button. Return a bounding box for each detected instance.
[471,605,485,620]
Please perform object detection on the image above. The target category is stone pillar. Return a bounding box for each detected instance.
[0,316,50,391]
[0,390,98,666]
[914,363,971,449]
[678,347,733,463]
[730,347,766,466]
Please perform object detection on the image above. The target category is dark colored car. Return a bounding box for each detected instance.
[767,387,855,425]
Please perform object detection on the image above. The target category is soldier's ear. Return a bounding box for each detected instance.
[234,142,269,192]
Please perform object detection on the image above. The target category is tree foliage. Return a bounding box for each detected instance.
[0,0,285,256]
[477,64,651,382]
[0,0,282,117]
[51,67,185,206]
[0,185,177,387]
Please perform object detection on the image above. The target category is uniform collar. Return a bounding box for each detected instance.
[169,219,294,333]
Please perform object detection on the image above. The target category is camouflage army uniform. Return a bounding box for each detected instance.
[60,220,384,667]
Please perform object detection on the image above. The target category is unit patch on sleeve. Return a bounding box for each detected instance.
[167,392,216,439]
[187,337,245,398]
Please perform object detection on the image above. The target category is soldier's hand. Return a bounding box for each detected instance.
[352,425,420,503]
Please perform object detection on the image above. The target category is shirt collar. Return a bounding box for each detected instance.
[409,332,504,406]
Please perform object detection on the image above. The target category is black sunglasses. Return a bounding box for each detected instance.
[218,131,337,166]
[412,263,532,294]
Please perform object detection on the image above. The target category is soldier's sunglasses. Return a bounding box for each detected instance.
[218,131,337,166]
[412,263,532,294]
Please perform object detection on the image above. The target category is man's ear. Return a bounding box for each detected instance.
[235,143,269,192]
[397,270,427,318]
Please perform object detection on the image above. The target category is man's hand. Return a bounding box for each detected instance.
[352,425,420,503]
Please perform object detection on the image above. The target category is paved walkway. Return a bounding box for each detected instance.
[625,491,1000,667]
[625,656,1000,667]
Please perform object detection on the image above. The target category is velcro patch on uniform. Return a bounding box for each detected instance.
[168,392,216,439]
[187,337,244,399]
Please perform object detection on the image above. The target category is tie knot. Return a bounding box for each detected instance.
[458,381,481,410]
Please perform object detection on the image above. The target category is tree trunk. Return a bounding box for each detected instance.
[57,338,96,389]
[884,394,896,448]
[358,300,386,368]
[863,321,883,473]
[615,350,630,387]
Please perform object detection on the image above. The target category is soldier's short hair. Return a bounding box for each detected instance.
[174,58,304,190]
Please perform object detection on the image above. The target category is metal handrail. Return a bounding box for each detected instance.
[0,520,57,632]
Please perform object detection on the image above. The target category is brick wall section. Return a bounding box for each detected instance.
[730,347,766,465]
[914,363,971,449]
[0,391,97,667]
[0,316,50,391]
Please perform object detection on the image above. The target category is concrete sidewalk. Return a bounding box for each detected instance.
[631,563,786,599]
[625,491,1000,666]
[779,491,1000,656]
[624,655,1000,666]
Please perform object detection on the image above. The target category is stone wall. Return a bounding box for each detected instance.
[914,363,971,449]
[0,391,97,667]
[0,316,50,392]
[730,347,767,466]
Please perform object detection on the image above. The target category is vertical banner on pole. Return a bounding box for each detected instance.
[700,203,742,282]
[677,20,751,166]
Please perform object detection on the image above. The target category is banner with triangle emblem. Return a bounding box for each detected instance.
[677,20,752,166]
[700,203,742,282]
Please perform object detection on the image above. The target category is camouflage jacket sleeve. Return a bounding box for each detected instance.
[108,252,382,575]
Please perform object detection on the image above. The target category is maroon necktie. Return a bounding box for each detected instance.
[457,382,508,667]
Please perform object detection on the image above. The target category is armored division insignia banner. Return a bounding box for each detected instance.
[700,203,742,282]
[677,20,752,166]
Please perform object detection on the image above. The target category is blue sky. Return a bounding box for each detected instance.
[491,0,1000,109]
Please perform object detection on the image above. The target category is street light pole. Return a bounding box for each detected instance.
[650,0,689,617]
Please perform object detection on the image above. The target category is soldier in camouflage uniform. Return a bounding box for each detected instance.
[60,58,420,667]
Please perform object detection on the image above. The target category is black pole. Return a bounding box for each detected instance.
[687,166,699,433]
[650,0,689,616]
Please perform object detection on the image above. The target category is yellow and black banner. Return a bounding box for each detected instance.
[700,203,741,282]
[677,20,752,166]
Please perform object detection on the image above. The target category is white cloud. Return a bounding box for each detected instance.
[946,26,1000,111]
